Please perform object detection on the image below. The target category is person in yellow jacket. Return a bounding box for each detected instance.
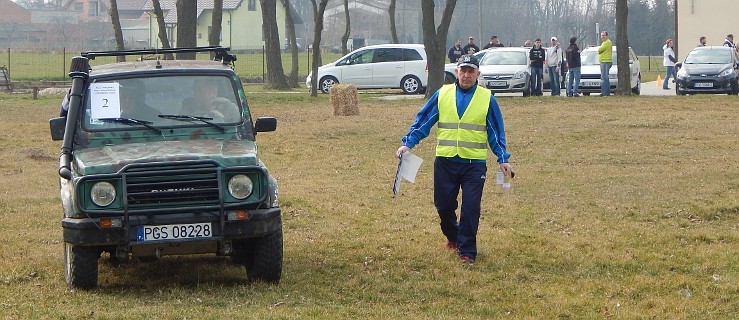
[598,31,613,96]
[396,54,514,265]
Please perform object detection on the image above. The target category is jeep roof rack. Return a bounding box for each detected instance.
[81,46,236,64]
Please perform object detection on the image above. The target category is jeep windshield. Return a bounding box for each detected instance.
[82,75,242,131]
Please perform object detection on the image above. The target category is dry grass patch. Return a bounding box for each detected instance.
[0,92,736,319]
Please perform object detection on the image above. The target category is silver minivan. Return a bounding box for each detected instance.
[306,44,428,94]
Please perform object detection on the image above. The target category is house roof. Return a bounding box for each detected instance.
[0,0,32,24]
[117,0,150,11]
[142,0,301,24]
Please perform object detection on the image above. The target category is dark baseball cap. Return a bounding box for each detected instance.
[491,35,498,40]
[457,54,479,69]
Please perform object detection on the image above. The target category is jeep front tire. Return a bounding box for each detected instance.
[64,243,101,289]
[233,230,283,283]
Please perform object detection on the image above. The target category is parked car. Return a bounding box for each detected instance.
[306,44,428,94]
[675,46,739,95]
[477,47,550,97]
[443,48,494,83]
[576,46,641,95]
[50,47,282,289]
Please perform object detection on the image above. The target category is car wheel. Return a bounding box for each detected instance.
[401,75,423,94]
[234,231,283,284]
[64,242,101,289]
[523,90,530,97]
[731,79,739,95]
[319,76,338,94]
[676,86,686,96]
[632,75,641,95]
[444,72,456,84]
[583,92,591,96]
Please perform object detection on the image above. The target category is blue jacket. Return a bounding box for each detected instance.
[401,83,511,164]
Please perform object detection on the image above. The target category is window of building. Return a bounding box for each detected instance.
[74,2,83,11]
[88,1,98,16]
[248,0,256,11]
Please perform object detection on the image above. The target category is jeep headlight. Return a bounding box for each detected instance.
[718,68,734,77]
[228,174,253,200]
[90,181,116,207]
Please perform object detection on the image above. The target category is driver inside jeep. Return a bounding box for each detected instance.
[119,80,160,121]
[180,78,240,122]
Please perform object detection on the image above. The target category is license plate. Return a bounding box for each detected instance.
[487,81,507,87]
[137,223,213,241]
[694,82,713,88]
[582,81,599,87]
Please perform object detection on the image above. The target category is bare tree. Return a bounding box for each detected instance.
[176,0,197,60]
[152,0,174,59]
[309,0,329,97]
[284,0,300,87]
[615,0,631,95]
[388,0,399,44]
[421,0,457,97]
[109,0,125,62]
[340,0,350,55]
[209,0,223,47]
[260,0,290,89]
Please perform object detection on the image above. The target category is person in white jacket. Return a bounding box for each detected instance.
[547,37,563,96]
[662,38,677,90]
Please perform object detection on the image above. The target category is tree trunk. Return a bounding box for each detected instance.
[109,0,125,62]
[260,0,290,89]
[209,0,223,47]
[284,0,300,87]
[340,0,350,55]
[388,0,399,44]
[421,0,457,98]
[615,0,631,95]
[176,0,197,60]
[152,0,174,60]
[309,0,329,97]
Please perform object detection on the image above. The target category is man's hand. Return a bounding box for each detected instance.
[499,162,514,177]
[396,146,411,159]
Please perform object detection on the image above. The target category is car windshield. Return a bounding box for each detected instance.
[82,75,242,131]
[480,51,527,65]
[684,49,732,64]
[581,50,618,66]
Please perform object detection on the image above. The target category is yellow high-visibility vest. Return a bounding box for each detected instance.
[436,84,490,160]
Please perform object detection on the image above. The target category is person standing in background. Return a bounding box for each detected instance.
[463,37,480,55]
[484,35,504,49]
[448,39,464,63]
[698,36,707,47]
[529,39,546,96]
[546,37,562,96]
[662,38,677,90]
[565,36,581,97]
[597,31,613,96]
[723,34,736,51]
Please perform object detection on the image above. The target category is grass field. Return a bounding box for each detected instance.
[0,91,737,319]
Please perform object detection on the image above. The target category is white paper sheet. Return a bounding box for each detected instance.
[393,151,423,195]
[89,83,121,119]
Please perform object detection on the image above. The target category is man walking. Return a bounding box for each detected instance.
[529,39,546,96]
[396,54,513,265]
[598,31,613,96]
[547,37,562,96]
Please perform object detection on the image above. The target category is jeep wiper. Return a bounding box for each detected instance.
[99,118,163,134]
[158,114,225,131]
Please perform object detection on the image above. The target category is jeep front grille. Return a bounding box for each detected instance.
[124,162,220,208]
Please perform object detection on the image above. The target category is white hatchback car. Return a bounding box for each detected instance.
[576,46,641,95]
[306,44,428,94]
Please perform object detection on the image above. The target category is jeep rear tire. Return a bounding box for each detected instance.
[64,243,101,289]
[234,230,283,283]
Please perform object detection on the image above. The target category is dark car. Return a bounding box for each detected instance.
[676,46,739,95]
[50,47,283,289]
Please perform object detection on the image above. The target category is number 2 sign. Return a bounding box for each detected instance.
[89,83,121,119]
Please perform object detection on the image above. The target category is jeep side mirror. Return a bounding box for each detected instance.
[49,117,66,141]
[254,117,277,133]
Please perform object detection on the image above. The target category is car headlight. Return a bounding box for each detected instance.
[677,68,688,79]
[228,174,253,200]
[90,181,116,207]
[513,70,528,79]
[718,69,734,77]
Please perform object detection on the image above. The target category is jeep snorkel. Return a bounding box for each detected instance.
[58,56,90,180]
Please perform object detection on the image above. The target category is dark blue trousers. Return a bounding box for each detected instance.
[433,157,487,259]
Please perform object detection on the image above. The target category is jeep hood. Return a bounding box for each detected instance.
[73,139,259,175]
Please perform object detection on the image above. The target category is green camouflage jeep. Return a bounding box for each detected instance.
[49,47,282,289]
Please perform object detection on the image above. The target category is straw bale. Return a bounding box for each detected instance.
[330,84,359,116]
